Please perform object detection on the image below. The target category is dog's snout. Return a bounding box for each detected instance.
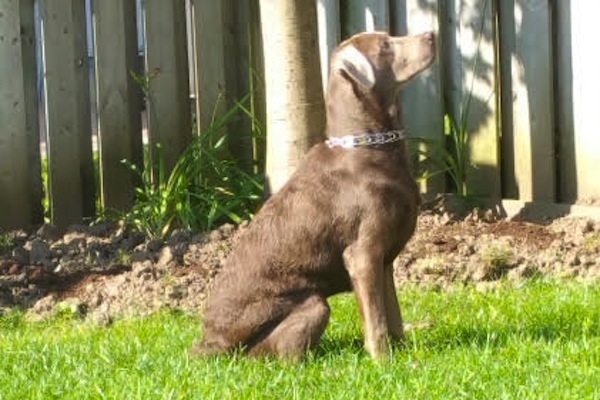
[422,31,434,43]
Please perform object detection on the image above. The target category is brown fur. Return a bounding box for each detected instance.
[191,31,435,360]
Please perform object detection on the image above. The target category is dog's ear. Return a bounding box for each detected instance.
[335,45,375,89]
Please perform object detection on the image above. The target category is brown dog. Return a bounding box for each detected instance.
[191,31,435,360]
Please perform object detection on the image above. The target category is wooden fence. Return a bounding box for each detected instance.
[1,0,599,230]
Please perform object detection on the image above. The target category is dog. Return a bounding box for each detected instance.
[191,31,435,361]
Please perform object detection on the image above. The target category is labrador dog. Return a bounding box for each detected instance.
[191,31,435,360]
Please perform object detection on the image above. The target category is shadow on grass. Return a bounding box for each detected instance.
[416,325,567,352]
[313,337,365,357]
[311,320,597,358]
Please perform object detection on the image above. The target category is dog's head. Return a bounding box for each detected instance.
[330,31,435,91]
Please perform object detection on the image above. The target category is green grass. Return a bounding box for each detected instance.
[1,280,598,399]
[0,230,11,256]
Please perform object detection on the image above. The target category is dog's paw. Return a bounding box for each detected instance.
[189,340,224,357]
[365,335,393,362]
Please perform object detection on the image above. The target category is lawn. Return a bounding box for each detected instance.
[1,279,598,399]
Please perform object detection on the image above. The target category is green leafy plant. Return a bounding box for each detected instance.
[40,156,49,220]
[481,240,513,268]
[411,112,471,197]
[0,231,12,256]
[120,96,263,238]
[583,232,600,252]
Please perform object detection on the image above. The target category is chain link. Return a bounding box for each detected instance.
[325,130,405,149]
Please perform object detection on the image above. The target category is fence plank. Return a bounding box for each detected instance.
[565,2,600,203]
[190,0,226,133]
[93,0,143,211]
[392,0,445,195]
[342,0,389,37]
[554,1,575,202]
[20,0,43,225]
[249,0,266,174]
[0,0,37,229]
[222,0,254,168]
[41,0,94,228]
[317,0,340,89]
[144,0,191,177]
[445,0,500,198]
[73,0,96,219]
[499,0,554,202]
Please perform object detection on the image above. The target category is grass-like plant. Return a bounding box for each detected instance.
[411,112,470,197]
[1,280,598,399]
[410,0,492,198]
[481,240,514,269]
[120,96,263,238]
[0,231,11,256]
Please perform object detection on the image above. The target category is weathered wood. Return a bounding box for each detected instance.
[190,0,227,133]
[554,1,575,203]
[556,2,600,203]
[222,0,254,168]
[249,0,266,174]
[393,0,445,195]
[316,0,340,89]
[0,0,37,229]
[144,0,191,177]
[40,0,94,228]
[93,0,143,211]
[260,0,326,193]
[444,0,500,198]
[73,0,95,219]
[341,0,389,37]
[20,0,43,225]
[499,0,555,202]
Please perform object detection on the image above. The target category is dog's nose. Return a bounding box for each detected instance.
[422,31,435,43]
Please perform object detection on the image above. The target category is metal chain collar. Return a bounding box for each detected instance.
[325,130,405,149]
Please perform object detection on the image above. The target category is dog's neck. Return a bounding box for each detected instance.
[325,74,403,138]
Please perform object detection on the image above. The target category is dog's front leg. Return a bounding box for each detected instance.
[383,264,405,342]
[343,244,390,360]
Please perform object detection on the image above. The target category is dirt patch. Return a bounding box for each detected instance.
[1,200,599,322]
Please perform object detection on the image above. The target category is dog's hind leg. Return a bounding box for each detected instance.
[247,294,330,361]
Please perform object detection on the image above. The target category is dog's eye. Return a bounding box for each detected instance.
[380,40,392,55]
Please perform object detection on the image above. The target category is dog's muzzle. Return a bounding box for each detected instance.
[325,130,405,149]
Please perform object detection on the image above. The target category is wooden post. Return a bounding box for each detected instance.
[41,0,95,228]
[144,0,191,178]
[93,0,143,211]
[499,0,555,202]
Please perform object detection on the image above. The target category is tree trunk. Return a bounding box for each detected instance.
[259,0,326,195]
